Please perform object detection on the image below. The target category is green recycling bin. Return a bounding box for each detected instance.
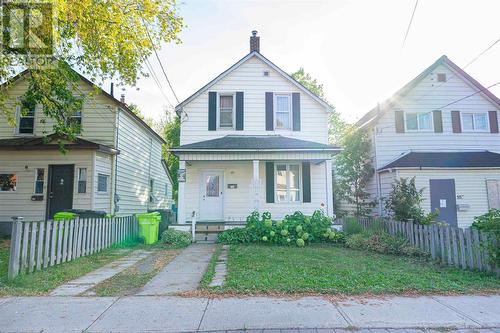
[137,212,161,244]
[54,212,78,221]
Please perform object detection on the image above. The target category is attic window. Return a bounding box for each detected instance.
[437,73,446,82]
[263,71,270,77]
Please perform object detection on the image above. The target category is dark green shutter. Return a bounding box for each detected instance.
[236,92,244,130]
[265,162,274,203]
[265,92,273,131]
[292,93,301,131]
[208,92,217,131]
[395,111,405,133]
[433,110,443,133]
[302,162,311,203]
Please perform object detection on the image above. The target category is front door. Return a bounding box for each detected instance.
[47,165,74,219]
[430,179,458,227]
[199,171,223,221]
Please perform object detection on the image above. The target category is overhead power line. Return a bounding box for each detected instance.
[402,0,419,48]
[463,37,500,69]
[436,81,500,109]
[141,18,180,104]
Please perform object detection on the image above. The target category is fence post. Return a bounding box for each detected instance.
[8,217,23,280]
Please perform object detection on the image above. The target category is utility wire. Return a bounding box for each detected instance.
[402,0,419,48]
[436,81,500,110]
[463,37,500,69]
[141,18,180,104]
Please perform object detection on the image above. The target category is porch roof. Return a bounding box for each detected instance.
[379,151,500,171]
[170,135,340,153]
[0,134,118,155]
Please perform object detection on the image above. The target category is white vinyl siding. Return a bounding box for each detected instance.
[372,64,500,169]
[94,152,112,212]
[183,160,327,222]
[179,56,328,145]
[0,78,117,146]
[0,150,94,223]
[398,169,500,228]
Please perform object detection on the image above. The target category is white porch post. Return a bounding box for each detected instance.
[251,160,261,212]
[325,159,334,217]
[178,160,186,224]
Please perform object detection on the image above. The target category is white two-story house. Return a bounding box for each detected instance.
[0,67,173,232]
[356,55,500,227]
[171,32,340,226]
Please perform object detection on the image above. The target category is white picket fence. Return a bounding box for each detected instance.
[8,216,139,280]
[339,217,498,274]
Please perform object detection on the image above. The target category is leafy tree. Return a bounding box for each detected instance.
[384,177,435,224]
[163,114,180,200]
[1,0,183,140]
[334,128,375,216]
[291,68,349,145]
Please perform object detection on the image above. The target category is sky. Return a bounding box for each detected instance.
[116,0,500,123]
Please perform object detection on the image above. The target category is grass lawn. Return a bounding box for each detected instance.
[0,238,141,296]
[92,248,180,296]
[212,244,500,295]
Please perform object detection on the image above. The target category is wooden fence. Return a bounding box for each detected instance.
[8,216,139,280]
[339,217,498,274]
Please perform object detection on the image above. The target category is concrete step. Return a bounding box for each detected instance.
[195,232,218,243]
[195,224,225,232]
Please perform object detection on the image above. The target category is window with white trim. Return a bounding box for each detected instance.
[461,112,489,132]
[97,174,109,193]
[17,99,36,134]
[218,94,234,129]
[275,163,301,202]
[275,94,291,130]
[67,109,82,134]
[0,174,17,192]
[34,168,44,194]
[78,168,87,193]
[405,112,433,131]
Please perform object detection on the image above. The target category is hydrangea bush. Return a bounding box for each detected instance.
[218,210,345,247]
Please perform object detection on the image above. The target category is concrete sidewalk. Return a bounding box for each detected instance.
[0,295,498,333]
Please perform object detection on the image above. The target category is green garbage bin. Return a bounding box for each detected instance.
[54,212,78,221]
[137,213,161,245]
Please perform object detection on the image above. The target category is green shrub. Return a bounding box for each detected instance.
[217,228,256,244]
[345,230,425,257]
[343,217,363,235]
[471,209,499,267]
[160,229,191,248]
[222,210,342,247]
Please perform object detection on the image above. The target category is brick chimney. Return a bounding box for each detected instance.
[250,30,260,53]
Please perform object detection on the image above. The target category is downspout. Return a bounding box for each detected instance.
[372,126,383,216]
[147,137,153,211]
[113,108,120,214]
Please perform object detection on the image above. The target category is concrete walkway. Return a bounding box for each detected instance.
[0,295,498,332]
[50,250,153,296]
[137,243,215,295]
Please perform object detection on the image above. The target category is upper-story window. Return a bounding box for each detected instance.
[17,100,36,134]
[405,112,433,132]
[275,93,291,130]
[218,94,234,129]
[461,112,489,132]
[67,110,82,134]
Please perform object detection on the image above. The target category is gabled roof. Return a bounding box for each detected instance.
[174,51,332,113]
[379,151,500,171]
[356,55,500,128]
[1,67,166,145]
[170,135,340,153]
[0,133,118,155]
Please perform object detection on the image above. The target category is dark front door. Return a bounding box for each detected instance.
[430,179,458,227]
[47,165,74,219]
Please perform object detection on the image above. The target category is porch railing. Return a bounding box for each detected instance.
[8,216,139,280]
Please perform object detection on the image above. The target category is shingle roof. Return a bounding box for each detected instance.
[171,135,340,152]
[0,134,118,154]
[379,151,500,170]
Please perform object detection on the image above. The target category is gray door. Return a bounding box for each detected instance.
[430,179,457,227]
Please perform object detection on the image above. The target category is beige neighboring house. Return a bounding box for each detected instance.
[351,55,500,228]
[0,68,173,233]
[170,32,340,233]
